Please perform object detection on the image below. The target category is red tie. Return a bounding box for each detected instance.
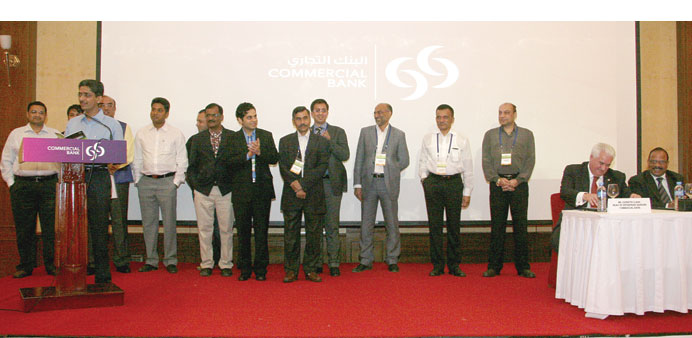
[590,176,598,207]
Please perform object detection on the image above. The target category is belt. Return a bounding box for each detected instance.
[373,173,385,178]
[145,172,175,179]
[499,173,519,179]
[15,174,57,182]
[85,165,109,171]
[429,173,461,180]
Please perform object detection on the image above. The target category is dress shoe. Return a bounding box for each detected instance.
[166,265,178,274]
[116,265,131,273]
[352,264,372,273]
[306,272,322,282]
[255,275,266,281]
[95,278,111,284]
[482,268,497,277]
[138,264,158,272]
[199,268,213,277]
[87,265,96,276]
[315,266,323,274]
[388,264,400,272]
[449,267,466,277]
[46,265,57,276]
[283,271,297,283]
[429,268,444,277]
[13,270,32,278]
[220,268,233,277]
[329,267,340,277]
[519,269,536,278]
[238,273,251,281]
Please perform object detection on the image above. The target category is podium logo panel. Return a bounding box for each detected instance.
[22,138,126,164]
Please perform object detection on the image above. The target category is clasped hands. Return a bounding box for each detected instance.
[290,180,306,199]
[497,178,518,192]
[246,139,261,158]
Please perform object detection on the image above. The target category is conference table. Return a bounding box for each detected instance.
[555,209,692,319]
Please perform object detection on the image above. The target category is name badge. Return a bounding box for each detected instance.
[436,161,447,175]
[290,159,304,175]
[251,158,256,182]
[501,153,512,166]
[375,153,386,167]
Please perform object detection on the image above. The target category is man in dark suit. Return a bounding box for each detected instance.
[310,98,349,277]
[278,106,329,283]
[229,102,279,281]
[552,142,641,252]
[628,147,685,209]
[352,103,410,273]
[186,103,235,277]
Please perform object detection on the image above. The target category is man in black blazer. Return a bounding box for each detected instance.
[628,147,685,209]
[310,98,349,277]
[552,143,640,252]
[229,102,279,281]
[186,103,235,277]
[278,106,330,283]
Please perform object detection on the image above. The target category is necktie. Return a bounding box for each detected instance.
[315,127,322,135]
[590,176,599,207]
[657,177,671,204]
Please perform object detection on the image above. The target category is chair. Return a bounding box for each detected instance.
[547,192,565,288]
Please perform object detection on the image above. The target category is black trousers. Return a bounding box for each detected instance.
[282,209,323,274]
[234,189,271,276]
[86,169,112,283]
[10,176,57,272]
[488,182,530,273]
[423,174,463,271]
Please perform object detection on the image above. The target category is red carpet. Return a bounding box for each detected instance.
[0,262,690,337]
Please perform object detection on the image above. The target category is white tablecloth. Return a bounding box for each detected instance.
[555,209,692,317]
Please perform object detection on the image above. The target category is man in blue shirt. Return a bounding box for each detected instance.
[65,79,124,284]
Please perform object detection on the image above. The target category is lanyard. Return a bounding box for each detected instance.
[436,133,454,157]
[375,125,392,154]
[499,127,518,152]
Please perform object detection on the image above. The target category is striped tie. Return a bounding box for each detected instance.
[657,177,671,204]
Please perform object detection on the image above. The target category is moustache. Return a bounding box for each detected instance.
[652,166,664,171]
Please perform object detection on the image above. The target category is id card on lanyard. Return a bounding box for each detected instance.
[290,148,304,175]
[375,126,392,167]
[499,128,517,166]
[436,133,454,175]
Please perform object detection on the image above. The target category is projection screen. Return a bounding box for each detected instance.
[100,22,637,223]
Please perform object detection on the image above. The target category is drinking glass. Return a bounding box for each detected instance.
[607,184,619,199]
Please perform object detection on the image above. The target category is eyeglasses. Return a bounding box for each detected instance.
[206,113,221,118]
[648,160,668,165]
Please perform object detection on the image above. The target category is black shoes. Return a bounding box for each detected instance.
[283,271,297,283]
[388,264,400,272]
[13,270,32,278]
[166,265,178,274]
[329,267,340,277]
[200,268,212,277]
[519,269,536,278]
[116,265,131,273]
[46,265,57,276]
[429,268,444,277]
[238,273,251,281]
[449,267,466,277]
[139,264,158,272]
[482,269,497,277]
[220,268,233,277]
[352,264,372,272]
[255,275,266,281]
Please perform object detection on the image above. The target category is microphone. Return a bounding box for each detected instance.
[88,115,113,140]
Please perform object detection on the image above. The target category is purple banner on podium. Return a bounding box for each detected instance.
[22,138,126,164]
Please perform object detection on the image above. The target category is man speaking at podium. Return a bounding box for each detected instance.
[65,79,124,284]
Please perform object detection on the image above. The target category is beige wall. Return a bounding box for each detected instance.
[639,21,679,170]
[35,21,680,168]
[36,21,97,132]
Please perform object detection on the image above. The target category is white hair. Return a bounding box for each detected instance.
[590,143,616,158]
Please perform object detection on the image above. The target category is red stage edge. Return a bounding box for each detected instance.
[19,283,124,312]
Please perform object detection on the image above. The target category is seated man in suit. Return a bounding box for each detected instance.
[628,147,685,209]
[552,142,641,252]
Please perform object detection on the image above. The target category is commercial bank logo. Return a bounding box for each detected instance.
[385,45,459,101]
[85,144,105,161]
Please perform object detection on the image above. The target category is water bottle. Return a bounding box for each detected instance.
[674,181,684,211]
[597,184,607,212]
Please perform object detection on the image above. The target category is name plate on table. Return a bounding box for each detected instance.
[21,138,126,164]
[607,198,651,213]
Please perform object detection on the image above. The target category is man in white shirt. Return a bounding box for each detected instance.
[418,104,473,277]
[1,101,60,278]
[133,97,188,274]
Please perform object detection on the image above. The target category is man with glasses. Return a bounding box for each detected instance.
[628,147,685,209]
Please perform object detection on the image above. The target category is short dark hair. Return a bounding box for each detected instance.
[197,109,205,115]
[236,102,255,119]
[151,97,170,112]
[377,103,393,113]
[292,106,309,118]
[27,101,47,113]
[310,98,329,112]
[436,104,454,117]
[205,103,223,115]
[648,147,669,161]
[66,104,82,116]
[78,79,104,97]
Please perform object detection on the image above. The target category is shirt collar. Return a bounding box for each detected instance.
[22,123,51,135]
[313,122,328,131]
[243,128,256,138]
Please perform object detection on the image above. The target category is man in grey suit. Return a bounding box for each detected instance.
[353,103,409,273]
[310,98,349,277]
